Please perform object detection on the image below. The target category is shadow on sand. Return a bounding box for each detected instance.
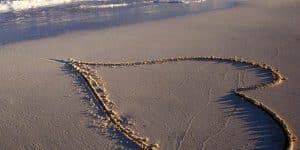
[218,93,285,150]
[217,62,285,150]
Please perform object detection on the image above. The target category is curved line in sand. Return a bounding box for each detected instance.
[67,56,296,150]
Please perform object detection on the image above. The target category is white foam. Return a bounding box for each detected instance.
[0,0,208,13]
[79,3,129,9]
[148,0,206,4]
[0,0,90,13]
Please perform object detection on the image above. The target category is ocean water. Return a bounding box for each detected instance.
[0,0,236,45]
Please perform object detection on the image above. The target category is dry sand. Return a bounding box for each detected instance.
[0,0,300,149]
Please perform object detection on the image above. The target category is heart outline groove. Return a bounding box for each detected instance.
[65,56,296,150]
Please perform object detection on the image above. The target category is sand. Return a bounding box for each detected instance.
[0,0,300,149]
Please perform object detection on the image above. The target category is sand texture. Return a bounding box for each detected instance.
[0,0,300,149]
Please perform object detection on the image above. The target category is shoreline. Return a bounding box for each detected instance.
[0,0,237,46]
[0,0,300,149]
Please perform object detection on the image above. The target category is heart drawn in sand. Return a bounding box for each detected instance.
[66,56,296,150]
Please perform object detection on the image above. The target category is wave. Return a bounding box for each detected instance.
[79,3,129,9]
[151,0,206,4]
[78,0,206,9]
[0,0,92,13]
[0,0,208,13]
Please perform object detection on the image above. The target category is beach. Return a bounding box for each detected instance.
[0,0,300,149]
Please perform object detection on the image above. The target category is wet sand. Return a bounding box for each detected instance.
[0,0,300,149]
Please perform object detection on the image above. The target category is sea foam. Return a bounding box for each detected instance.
[0,0,207,13]
[0,0,90,13]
